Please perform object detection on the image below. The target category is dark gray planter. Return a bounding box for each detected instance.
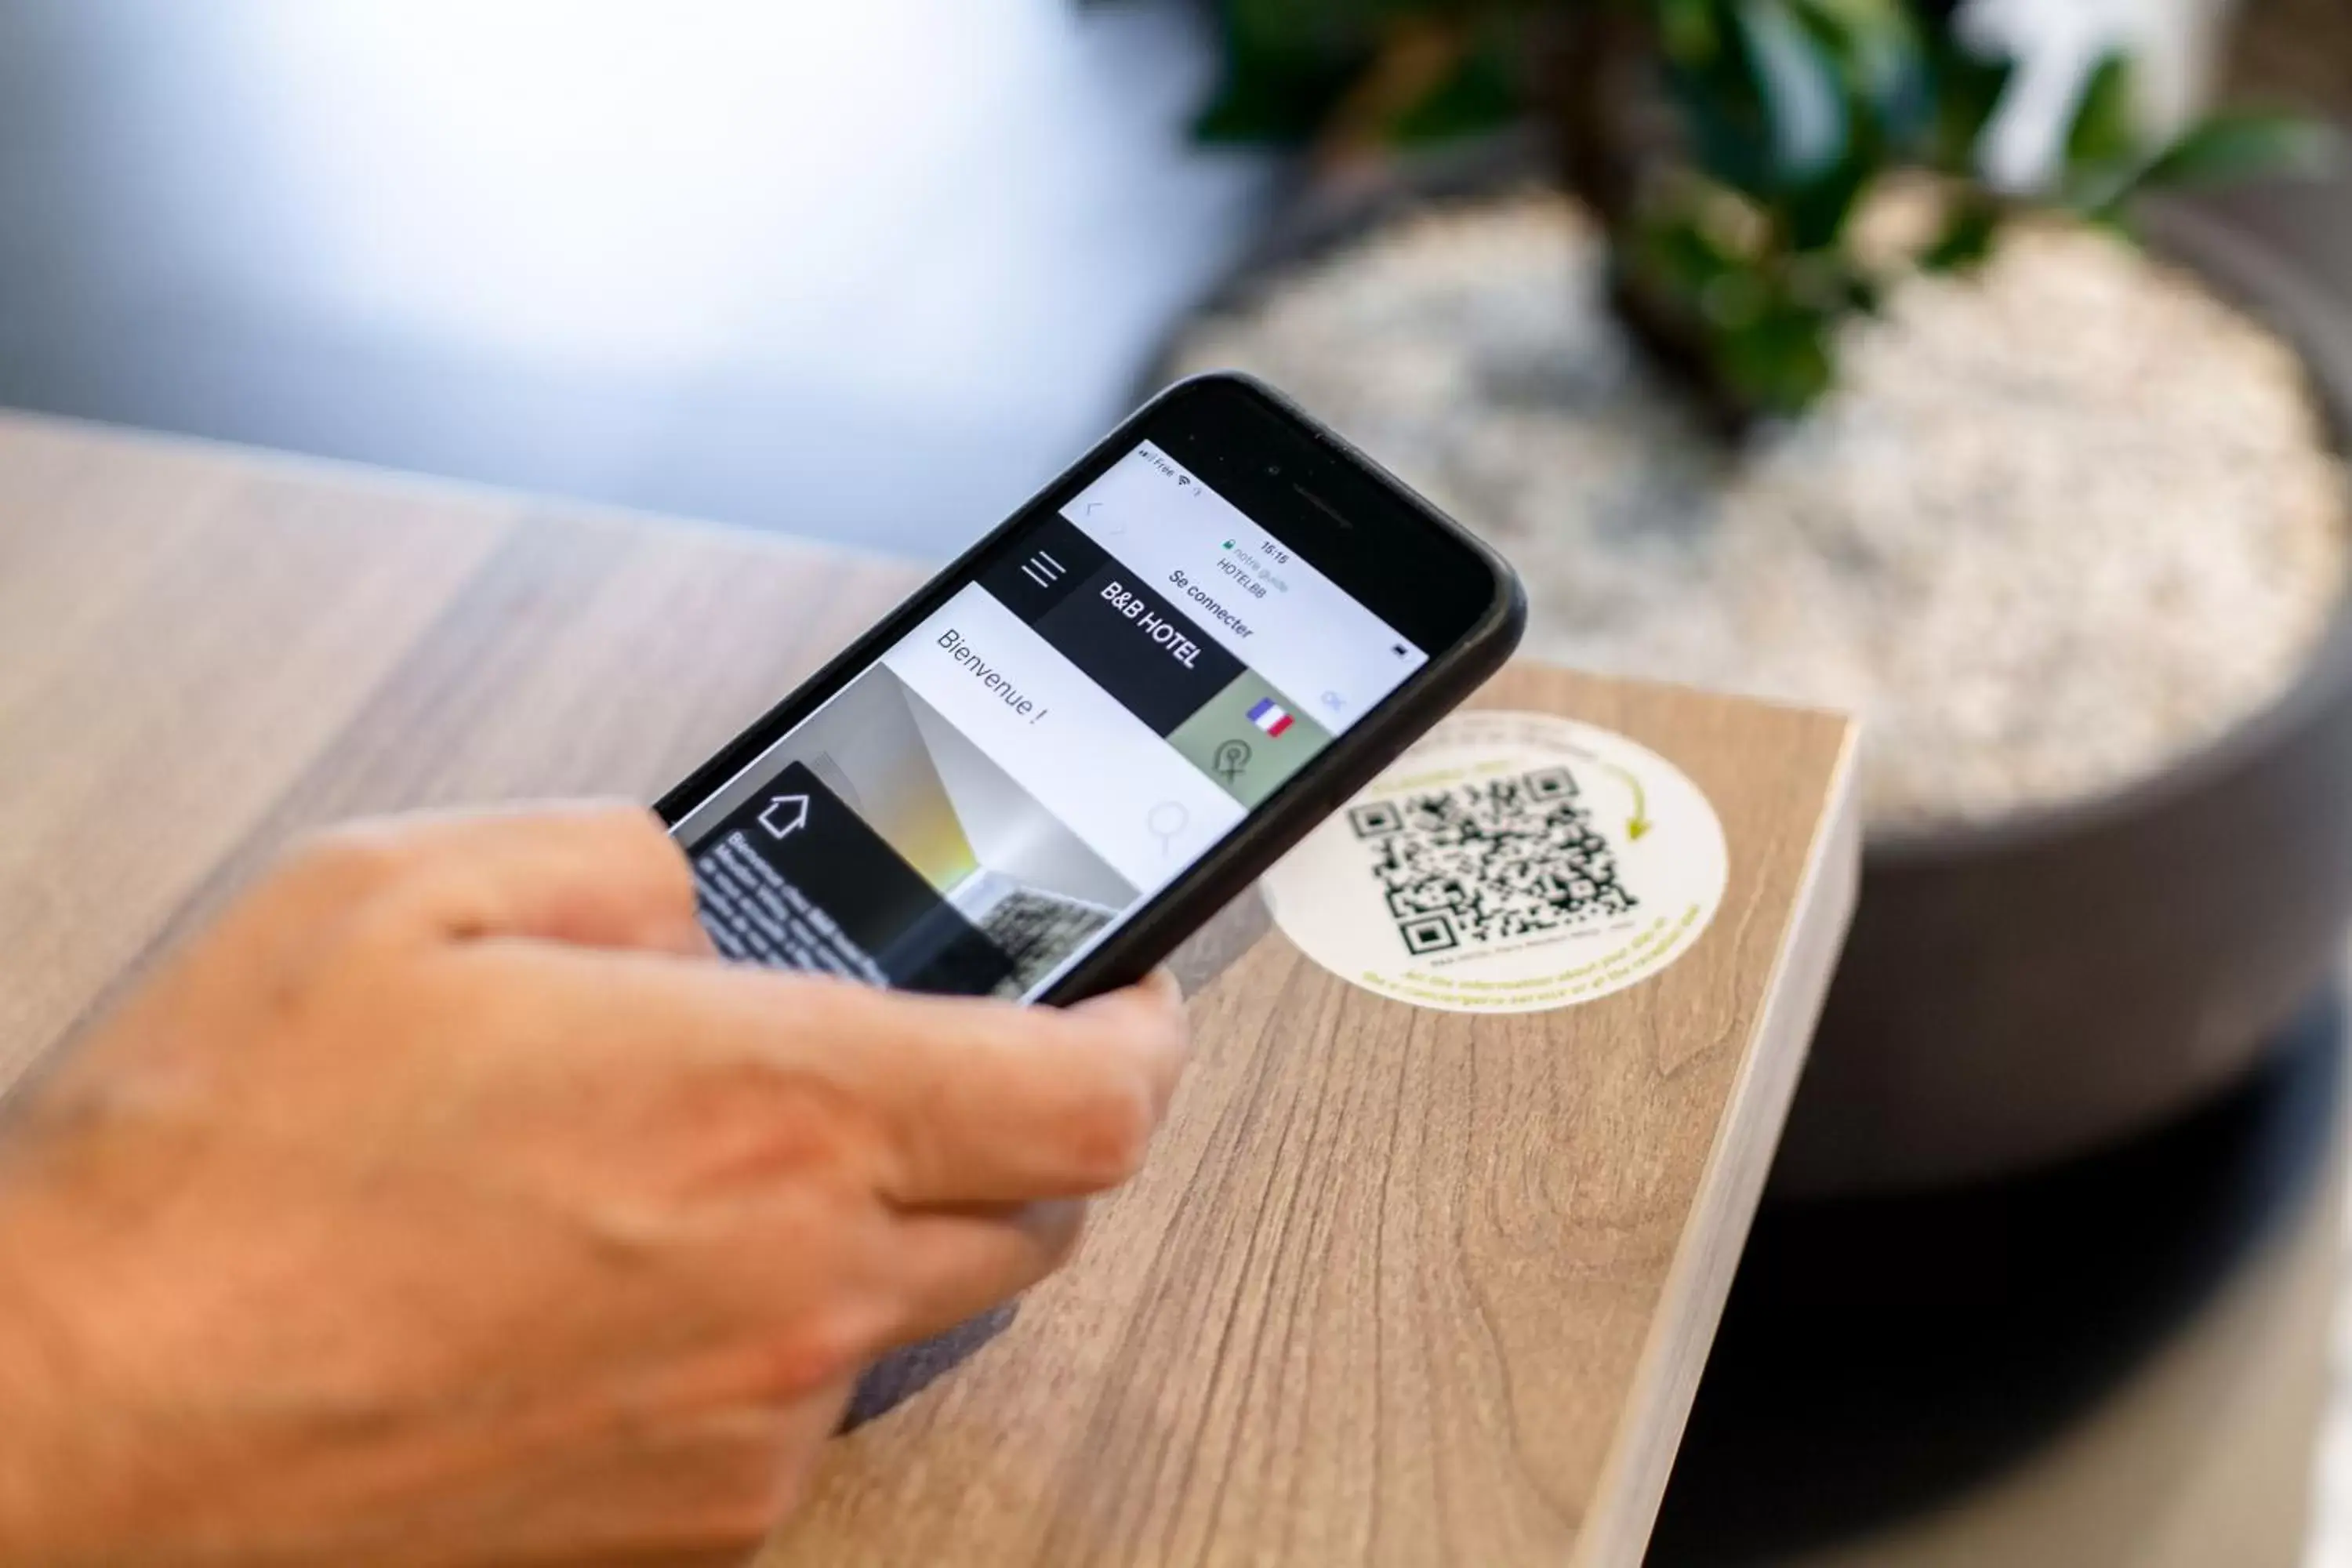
[1779,198,2352,1193]
[1163,154,2352,1194]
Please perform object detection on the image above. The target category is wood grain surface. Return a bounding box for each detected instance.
[771,667,1857,1568]
[0,411,1859,1566]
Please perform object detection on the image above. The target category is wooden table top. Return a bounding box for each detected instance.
[0,412,1860,1566]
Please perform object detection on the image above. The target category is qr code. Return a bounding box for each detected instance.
[1349,766,1635,956]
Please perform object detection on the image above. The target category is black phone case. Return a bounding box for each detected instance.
[655,372,1527,1005]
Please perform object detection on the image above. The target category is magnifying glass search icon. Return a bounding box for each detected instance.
[1146,801,1189,855]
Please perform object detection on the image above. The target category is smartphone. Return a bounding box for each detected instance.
[655,373,1524,1004]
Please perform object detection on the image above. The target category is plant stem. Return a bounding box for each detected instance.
[1542,2,1760,438]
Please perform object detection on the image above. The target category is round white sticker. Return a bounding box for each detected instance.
[1262,710,1729,1014]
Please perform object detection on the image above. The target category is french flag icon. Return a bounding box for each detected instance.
[1247,698,1294,738]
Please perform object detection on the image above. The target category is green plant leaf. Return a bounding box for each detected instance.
[1734,0,1851,179]
[1175,0,1417,144]
[1218,0,1406,56]
[1926,33,2014,172]
[1717,299,1839,416]
[1657,0,1723,64]
[1388,33,1526,144]
[2132,113,2343,192]
[1669,19,1781,197]
[1918,191,2004,272]
[2063,53,2141,175]
[1192,52,1367,143]
[1181,0,1401,147]
[1782,153,1873,252]
[1795,0,1926,135]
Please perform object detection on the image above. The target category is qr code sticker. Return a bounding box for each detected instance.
[1367,768,1637,954]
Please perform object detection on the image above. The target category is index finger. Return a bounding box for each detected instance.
[787,972,1194,1206]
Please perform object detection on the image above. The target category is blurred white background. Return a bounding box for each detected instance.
[0,0,1266,556]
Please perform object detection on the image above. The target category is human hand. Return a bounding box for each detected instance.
[0,805,1188,1567]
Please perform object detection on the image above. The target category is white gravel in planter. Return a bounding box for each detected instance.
[1175,193,2352,828]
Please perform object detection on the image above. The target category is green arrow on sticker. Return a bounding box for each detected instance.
[1566,746,1651,840]
[1621,771,1653,840]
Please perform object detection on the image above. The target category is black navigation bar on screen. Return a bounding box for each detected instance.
[976,514,1243,736]
[689,762,1014,996]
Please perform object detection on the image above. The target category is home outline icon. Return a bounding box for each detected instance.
[760,794,811,842]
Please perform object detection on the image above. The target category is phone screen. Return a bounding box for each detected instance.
[670,437,1433,1000]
